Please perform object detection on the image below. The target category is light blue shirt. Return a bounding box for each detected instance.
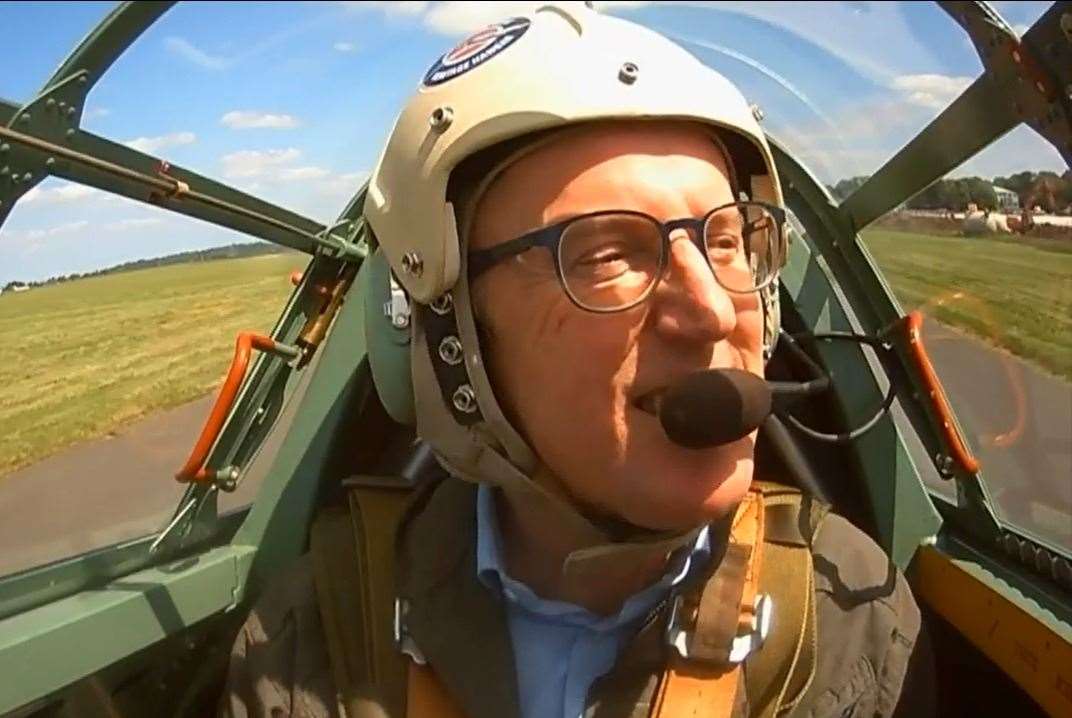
[476,484,712,718]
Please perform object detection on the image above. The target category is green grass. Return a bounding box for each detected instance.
[0,254,304,476]
[860,230,1072,380]
[2,230,1068,476]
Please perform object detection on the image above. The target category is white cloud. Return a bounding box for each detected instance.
[104,218,165,232]
[333,41,357,52]
[164,36,232,70]
[124,131,197,154]
[220,110,301,130]
[422,2,544,35]
[20,184,100,206]
[83,107,110,120]
[277,166,331,182]
[1012,23,1030,36]
[891,74,972,110]
[220,148,303,179]
[10,220,91,254]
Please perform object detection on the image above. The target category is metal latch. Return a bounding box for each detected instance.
[384,273,411,329]
[666,591,774,664]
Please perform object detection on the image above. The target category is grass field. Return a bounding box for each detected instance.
[1,230,1068,477]
[0,254,304,477]
[861,230,1072,381]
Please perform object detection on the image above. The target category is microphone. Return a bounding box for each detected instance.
[658,369,772,449]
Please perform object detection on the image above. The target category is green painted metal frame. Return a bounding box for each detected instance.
[1,0,1070,714]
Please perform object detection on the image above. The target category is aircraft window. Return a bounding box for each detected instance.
[0,2,112,105]
[612,1,986,187]
[858,129,1072,557]
[0,179,303,577]
[81,1,387,225]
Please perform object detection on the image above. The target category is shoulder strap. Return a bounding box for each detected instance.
[745,483,830,718]
[310,476,416,718]
[650,489,765,718]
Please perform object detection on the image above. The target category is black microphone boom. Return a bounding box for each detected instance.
[658,369,772,449]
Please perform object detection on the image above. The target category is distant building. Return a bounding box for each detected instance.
[992,184,1020,211]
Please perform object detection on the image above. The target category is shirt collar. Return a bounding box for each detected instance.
[476,483,711,631]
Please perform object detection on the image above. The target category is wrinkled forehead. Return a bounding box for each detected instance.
[450,121,740,254]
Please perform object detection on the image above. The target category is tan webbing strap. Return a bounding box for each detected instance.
[650,661,740,718]
[745,487,826,718]
[650,490,764,717]
[310,478,415,718]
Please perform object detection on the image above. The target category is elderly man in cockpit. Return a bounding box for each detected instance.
[223,4,933,717]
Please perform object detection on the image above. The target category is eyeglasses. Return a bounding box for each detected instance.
[467,201,787,313]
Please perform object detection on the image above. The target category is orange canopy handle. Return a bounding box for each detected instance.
[176,332,300,483]
[898,311,980,475]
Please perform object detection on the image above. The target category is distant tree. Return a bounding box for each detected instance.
[830,176,869,201]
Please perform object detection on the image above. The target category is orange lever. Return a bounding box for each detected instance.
[899,311,980,475]
[176,332,299,483]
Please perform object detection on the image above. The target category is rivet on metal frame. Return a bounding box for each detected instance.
[430,292,454,315]
[452,384,478,413]
[438,335,464,365]
[429,106,454,132]
[618,61,639,85]
[750,104,765,122]
[401,252,424,277]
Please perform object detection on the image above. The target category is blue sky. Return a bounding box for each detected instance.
[0,0,1062,285]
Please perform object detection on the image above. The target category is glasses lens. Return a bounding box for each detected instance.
[704,203,781,292]
[558,213,663,311]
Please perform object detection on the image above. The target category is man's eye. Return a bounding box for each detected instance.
[579,245,628,265]
[708,234,742,257]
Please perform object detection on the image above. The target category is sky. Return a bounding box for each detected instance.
[0,0,1063,285]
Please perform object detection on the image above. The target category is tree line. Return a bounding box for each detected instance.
[827,170,1072,212]
[3,241,288,292]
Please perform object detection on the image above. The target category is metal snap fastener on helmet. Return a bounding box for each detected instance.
[618,61,639,84]
[431,292,454,315]
[452,384,478,413]
[438,335,464,365]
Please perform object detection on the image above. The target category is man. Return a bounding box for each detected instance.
[223,4,931,716]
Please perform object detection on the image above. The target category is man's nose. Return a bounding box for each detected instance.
[648,231,736,343]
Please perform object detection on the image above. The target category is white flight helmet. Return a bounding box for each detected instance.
[362,1,786,556]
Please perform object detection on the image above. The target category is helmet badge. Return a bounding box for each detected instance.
[423,17,531,87]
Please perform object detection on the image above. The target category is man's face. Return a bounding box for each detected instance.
[469,122,764,532]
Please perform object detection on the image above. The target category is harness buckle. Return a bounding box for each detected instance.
[393,598,427,664]
[665,591,773,664]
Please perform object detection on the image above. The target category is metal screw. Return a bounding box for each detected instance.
[0,144,8,154]
[618,61,639,85]
[46,98,56,109]
[45,157,55,167]
[934,453,954,478]
[438,335,464,365]
[65,128,76,138]
[78,74,88,85]
[430,292,454,315]
[401,252,424,277]
[391,312,410,329]
[452,384,478,414]
[22,172,31,183]
[750,103,765,122]
[0,166,8,175]
[429,106,454,132]
[19,113,30,124]
[66,106,77,118]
